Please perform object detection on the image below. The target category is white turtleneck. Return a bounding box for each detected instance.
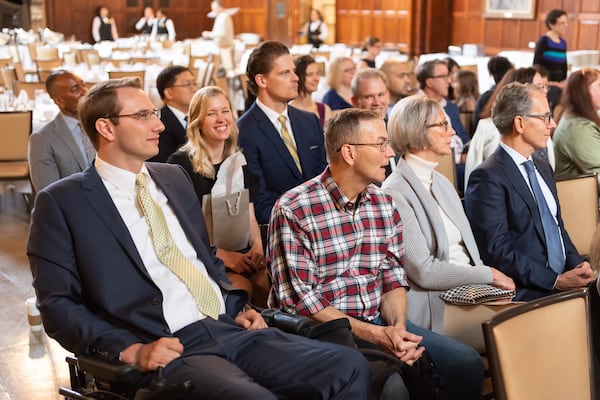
[404,153,472,267]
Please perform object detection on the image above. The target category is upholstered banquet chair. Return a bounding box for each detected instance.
[482,289,594,400]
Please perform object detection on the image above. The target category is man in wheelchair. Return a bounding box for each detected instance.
[27,77,370,399]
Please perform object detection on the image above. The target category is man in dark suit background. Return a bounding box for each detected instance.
[28,70,94,193]
[465,82,595,301]
[27,77,370,399]
[238,41,327,224]
[148,65,197,162]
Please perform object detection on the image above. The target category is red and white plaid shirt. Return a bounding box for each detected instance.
[268,168,408,321]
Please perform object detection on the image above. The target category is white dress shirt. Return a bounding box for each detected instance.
[95,157,226,333]
[256,98,298,147]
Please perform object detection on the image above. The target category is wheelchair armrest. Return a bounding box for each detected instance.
[260,309,312,336]
[68,354,143,385]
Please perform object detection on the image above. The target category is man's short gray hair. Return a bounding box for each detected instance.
[492,82,544,135]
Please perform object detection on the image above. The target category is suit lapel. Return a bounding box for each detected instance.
[53,114,87,169]
[534,156,559,202]
[495,147,546,241]
[81,166,152,280]
[251,104,303,180]
[161,106,186,137]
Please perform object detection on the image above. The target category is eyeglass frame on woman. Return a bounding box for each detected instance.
[425,120,449,132]
[336,139,391,152]
[524,112,553,125]
[106,108,161,121]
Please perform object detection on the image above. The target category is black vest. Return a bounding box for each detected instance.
[99,18,113,41]
[141,21,153,34]
[307,22,322,48]
[156,18,169,35]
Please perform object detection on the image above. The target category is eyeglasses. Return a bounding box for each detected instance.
[337,139,391,152]
[343,68,357,74]
[107,108,161,121]
[524,112,553,125]
[425,120,449,132]
[431,74,451,79]
[168,81,199,89]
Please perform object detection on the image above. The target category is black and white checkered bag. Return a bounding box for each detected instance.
[440,284,515,305]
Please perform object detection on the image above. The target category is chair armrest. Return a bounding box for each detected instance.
[69,354,143,385]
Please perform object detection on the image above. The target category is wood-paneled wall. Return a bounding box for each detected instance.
[336,0,414,52]
[45,0,214,43]
[1,0,30,30]
[452,0,600,55]
[41,0,600,56]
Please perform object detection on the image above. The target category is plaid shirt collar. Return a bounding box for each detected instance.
[320,168,373,212]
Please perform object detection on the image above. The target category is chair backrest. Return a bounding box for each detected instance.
[203,62,216,87]
[35,46,59,61]
[434,149,457,190]
[11,61,27,82]
[63,52,78,67]
[0,111,32,161]
[556,173,598,256]
[0,66,17,92]
[107,70,145,87]
[189,54,211,69]
[0,58,12,87]
[13,81,46,100]
[483,289,594,400]
[36,58,63,72]
[192,58,210,84]
[77,48,100,67]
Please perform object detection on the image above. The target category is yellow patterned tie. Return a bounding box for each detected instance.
[278,115,302,174]
[135,173,221,320]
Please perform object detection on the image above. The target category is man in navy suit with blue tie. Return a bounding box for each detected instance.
[27,77,369,399]
[465,82,595,301]
[238,41,327,224]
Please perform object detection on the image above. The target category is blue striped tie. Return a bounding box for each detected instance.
[523,160,564,274]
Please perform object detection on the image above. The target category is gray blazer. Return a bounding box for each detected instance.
[382,157,493,332]
[28,113,89,193]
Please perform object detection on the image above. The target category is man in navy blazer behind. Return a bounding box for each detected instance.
[148,65,197,162]
[27,77,369,399]
[465,82,595,301]
[238,41,327,224]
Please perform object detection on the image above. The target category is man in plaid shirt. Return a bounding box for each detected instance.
[269,109,484,400]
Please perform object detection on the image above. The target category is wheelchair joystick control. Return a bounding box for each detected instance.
[151,367,167,388]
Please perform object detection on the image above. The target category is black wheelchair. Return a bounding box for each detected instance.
[58,310,311,399]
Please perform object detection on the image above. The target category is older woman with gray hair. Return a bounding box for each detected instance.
[381,94,514,333]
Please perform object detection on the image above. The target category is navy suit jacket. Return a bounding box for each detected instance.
[464,146,583,300]
[237,103,327,224]
[148,105,187,162]
[27,162,247,358]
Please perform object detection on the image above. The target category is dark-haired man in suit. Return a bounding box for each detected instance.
[149,65,197,162]
[465,82,595,300]
[27,77,370,399]
[238,41,327,224]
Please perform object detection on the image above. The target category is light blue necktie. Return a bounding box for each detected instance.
[523,160,565,274]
